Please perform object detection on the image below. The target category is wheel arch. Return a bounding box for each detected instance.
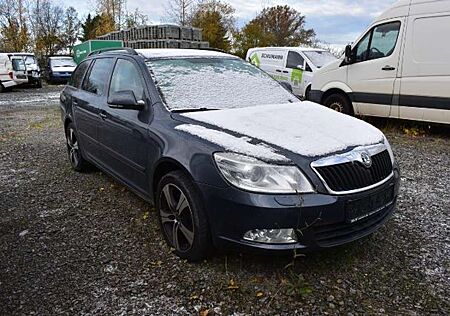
[321,88,354,115]
[151,157,194,200]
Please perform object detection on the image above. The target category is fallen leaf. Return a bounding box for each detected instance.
[228,279,239,290]
[256,291,264,297]
[199,309,209,316]
[143,211,149,220]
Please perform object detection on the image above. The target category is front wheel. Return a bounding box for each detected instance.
[156,171,212,261]
[323,93,353,115]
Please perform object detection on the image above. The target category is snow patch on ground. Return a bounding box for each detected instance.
[175,124,288,162]
[183,102,384,157]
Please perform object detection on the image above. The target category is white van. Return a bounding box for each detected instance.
[310,0,450,124]
[9,53,42,87]
[0,53,28,92]
[246,47,337,98]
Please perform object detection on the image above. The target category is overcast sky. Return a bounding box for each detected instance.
[60,0,396,47]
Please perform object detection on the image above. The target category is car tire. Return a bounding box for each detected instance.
[65,123,90,172]
[0,83,4,93]
[323,93,353,115]
[36,79,42,88]
[156,170,212,261]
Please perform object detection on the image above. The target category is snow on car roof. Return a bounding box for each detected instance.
[248,47,327,52]
[136,49,238,59]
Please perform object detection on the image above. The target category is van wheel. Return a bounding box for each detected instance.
[323,93,353,115]
[156,170,212,262]
[0,83,4,93]
[65,123,89,172]
[304,86,311,101]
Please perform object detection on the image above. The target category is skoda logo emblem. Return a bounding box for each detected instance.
[360,152,372,168]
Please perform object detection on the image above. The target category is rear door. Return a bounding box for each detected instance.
[73,57,114,164]
[98,57,151,193]
[347,19,404,117]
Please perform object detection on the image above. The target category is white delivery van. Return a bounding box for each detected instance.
[10,53,42,87]
[0,53,28,92]
[310,0,450,124]
[246,47,337,98]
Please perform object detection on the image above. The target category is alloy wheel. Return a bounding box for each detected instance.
[66,127,80,167]
[159,183,195,252]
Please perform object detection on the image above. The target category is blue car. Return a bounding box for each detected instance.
[60,48,400,261]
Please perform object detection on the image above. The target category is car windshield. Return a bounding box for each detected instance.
[303,51,337,68]
[11,59,26,71]
[146,57,295,111]
[51,58,76,67]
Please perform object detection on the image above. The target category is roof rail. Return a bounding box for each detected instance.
[87,47,138,57]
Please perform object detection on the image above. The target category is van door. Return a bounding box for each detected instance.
[250,50,288,84]
[285,51,306,97]
[399,10,450,124]
[347,19,404,117]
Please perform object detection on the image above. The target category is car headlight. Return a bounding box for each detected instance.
[214,152,314,194]
[382,136,395,164]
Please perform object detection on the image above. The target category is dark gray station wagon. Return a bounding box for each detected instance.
[60,48,400,261]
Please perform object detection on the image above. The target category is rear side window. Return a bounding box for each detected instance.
[109,59,145,100]
[82,58,113,95]
[286,51,304,69]
[69,61,90,88]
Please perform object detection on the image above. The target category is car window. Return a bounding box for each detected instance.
[368,22,401,60]
[355,32,371,62]
[147,57,295,111]
[69,61,90,88]
[82,58,113,95]
[109,59,145,101]
[286,51,304,69]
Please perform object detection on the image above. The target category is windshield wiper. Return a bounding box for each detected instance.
[172,108,218,113]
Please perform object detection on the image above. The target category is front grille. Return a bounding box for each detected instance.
[315,150,392,192]
[312,201,394,247]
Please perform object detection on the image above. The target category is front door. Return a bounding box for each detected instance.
[347,19,404,117]
[285,51,306,97]
[99,58,151,193]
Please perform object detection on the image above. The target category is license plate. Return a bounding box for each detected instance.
[345,186,394,223]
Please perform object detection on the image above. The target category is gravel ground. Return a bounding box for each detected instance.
[0,87,449,315]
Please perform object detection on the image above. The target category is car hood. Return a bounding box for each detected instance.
[174,101,384,161]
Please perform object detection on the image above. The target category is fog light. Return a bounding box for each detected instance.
[243,229,297,244]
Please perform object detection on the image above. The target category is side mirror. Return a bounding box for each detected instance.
[297,64,305,71]
[280,81,293,93]
[108,90,145,110]
[344,44,353,63]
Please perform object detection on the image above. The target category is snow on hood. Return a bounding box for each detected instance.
[175,124,289,162]
[182,102,384,158]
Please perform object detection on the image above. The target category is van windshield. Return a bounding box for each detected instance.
[51,58,76,67]
[147,57,295,111]
[303,51,337,68]
[24,56,36,65]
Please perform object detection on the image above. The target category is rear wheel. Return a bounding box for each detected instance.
[156,171,212,261]
[65,123,89,172]
[323,93,353,115]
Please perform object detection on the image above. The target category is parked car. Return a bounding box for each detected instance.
[60,48,400,261]
[47,56,77,83]
[0,53,28,92]
[310,0,450,124]
[246,47,337,99]
[9,53,42,87]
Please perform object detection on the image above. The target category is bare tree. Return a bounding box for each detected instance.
[96,0,127,30]
[165,0,196,26]
[0,0,29,52]
[124,8,149,29]
[62,7,81,54]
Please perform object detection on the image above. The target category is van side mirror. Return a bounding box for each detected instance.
[108,90,145,110]
[280,81,293,93]
[344,44,353,63]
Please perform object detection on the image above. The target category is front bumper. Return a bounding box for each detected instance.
[197,167,400,253]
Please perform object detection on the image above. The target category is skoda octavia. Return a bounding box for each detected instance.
[60,48,400,261]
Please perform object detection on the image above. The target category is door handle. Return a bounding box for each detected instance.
[282,70,289,73]
[275,69,282,72]
[99,112,107,120]
[382,65,396,71]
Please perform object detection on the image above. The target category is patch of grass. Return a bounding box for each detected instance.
[285,272,313,298]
